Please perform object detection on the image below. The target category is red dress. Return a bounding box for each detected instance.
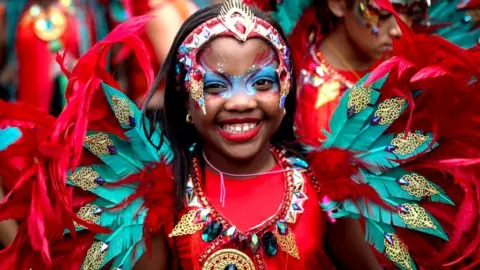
[295,47,368,145]
[167,162,335,269]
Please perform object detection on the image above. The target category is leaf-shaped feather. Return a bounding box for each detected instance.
[323,76,382,149]
[102,83,173,164]
[356,131,437,175]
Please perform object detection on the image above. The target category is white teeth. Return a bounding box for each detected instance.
[221,122,259,134]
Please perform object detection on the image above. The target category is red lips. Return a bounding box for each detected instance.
[217,119,263,143]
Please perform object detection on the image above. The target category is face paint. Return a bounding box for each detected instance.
[200,49,279,100]
[355,0,429,35]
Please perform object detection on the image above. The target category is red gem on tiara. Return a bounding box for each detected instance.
[234,22,246,34]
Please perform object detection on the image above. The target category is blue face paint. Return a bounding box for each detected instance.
[203,63,280,99]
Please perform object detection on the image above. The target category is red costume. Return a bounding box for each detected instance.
[0,1,479,269]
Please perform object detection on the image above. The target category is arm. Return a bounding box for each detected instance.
[0,181,18,247]
[326,218,381,270]
[133,232,170,270]
[146,1,196,63]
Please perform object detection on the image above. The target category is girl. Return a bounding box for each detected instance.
[0,1,479,269]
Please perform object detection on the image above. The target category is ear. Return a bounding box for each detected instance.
[327,0,349,18]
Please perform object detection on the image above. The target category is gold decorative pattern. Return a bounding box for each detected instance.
[219,0,256,41]
[347,84,372,113]
[315,80,341,109]
[391,132,428,156]
[84,133,114,157]
[400,174,439,198]
[74,204,101,229]
[169,210,204,237]
[374,98,406,125]
[274,228,300,260]
[111,96,132,126]
[280,79,291,102]
[203,249,255,270]
[69,167,100,191]
[384,234,413,270]
[398,203,436,229]
[82,242,108,270]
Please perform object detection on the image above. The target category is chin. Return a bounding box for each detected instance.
[220,140,267,160]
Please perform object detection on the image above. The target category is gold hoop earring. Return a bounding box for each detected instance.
[186,113,193,124]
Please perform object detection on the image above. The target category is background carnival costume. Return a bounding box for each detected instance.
[0,0,479,269]
[247,0,480,146]
[1,0,131,114]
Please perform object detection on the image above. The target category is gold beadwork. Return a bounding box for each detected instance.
[374,97,406,125]
[203,249,255,270]
[219,0,256,41]
[384,234,413,270]
[398,203,436,229]
[82,242,108,270]
[391,132,428,156]
[84,133,114,157]
[111,96,133,126]
[169,210,204,237]
[69,167,100,191]
[274,228,300,260]
[347,84,372,113]
[280,79,291,102]
[400,174,439,198]
[189,76,205,114]
[74,204,101,229]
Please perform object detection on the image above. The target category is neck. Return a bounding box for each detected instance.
[202,144,276,176]
[319,24,375,72]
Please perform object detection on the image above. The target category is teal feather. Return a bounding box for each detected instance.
[0,127,21,151]
[340,198,448,240]
[112,242,146,270]
[365,220,418,270]
[85,131,145,176]
[365,220,392,253]
[427,0,480,49]
[102,83,173,164]
[350,90,421,152]
[63,82,174,269]
[355,131,437,175]
[322,76,383,149]
[96,223,145,268]
[271,0,312,35]
[369,168,454,205]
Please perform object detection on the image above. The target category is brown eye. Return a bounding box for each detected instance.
[204,83,227,94]
[253,79,273,90]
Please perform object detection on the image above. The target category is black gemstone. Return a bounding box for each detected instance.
[224,264,238,270]
[202,221,222,242]
[262,232,278,256]
[129,116,136,127]
[94,177,105,185]
[347,105,355,118]
[385,145,397,152]
[371,115,381,125]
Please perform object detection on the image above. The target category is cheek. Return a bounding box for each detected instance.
[256,93,281,116]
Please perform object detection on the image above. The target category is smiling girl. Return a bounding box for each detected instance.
[0,1,479,269]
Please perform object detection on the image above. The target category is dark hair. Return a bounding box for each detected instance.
[144,4,304,208]
[313,0,355,34]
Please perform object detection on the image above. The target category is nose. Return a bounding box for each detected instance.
[388,14,409,38]
[223,92,257,112]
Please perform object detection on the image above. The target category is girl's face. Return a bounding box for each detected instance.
[188,37,285,160]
